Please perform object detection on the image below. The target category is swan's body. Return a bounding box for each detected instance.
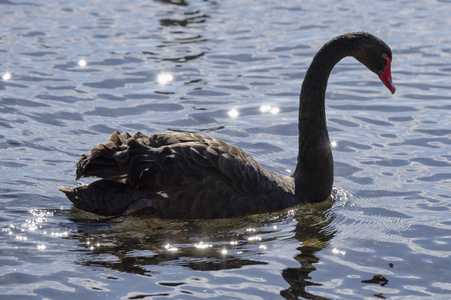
[60,32,395,218]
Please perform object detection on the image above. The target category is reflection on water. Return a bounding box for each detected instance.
[281,201,336,300]
[66,193,336,298]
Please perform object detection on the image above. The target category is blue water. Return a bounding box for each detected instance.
[1,0,451,299]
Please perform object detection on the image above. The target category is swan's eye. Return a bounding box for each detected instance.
[382,53,391,69]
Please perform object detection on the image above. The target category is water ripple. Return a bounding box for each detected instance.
[1,0,451,299]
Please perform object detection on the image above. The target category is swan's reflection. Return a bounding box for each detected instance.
[280,198,336,299]
[66,194,337,298]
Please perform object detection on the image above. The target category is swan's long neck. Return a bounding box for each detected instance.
[294,36,358,203]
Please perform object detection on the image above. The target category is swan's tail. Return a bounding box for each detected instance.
[75,131,131,180]
[59,180,152,216]
[59,181,135,215]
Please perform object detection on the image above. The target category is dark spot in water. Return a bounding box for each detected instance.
[361,275,389,286]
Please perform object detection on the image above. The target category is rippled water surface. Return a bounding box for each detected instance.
[1,0,451,299]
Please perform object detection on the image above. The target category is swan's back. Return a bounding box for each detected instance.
[61,131,295,218]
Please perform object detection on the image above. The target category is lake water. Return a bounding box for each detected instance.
[1,0,451,299]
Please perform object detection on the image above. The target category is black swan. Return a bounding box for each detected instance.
[60,32,396,218]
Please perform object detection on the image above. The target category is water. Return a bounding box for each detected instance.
[1,0,451,299]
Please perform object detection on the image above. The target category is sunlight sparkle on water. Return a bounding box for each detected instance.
[29,208,53,218]
[195,241,212,249]
[260,105,280,114]
[157,73,173,85]
[2,72,11,81]
[248,235,262,242]
[164,244,178,252]
[228,108,239,118]
[85,239,102,251]
[260,105,272,113]
[271,107,280,114]
[51,231,68,237]
[332,247,346,255]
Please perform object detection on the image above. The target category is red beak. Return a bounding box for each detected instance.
[378,56,396,94]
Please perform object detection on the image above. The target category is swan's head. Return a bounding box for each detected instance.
[352,32,396,94]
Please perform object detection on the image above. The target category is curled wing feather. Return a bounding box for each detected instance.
[76,131,288,196]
